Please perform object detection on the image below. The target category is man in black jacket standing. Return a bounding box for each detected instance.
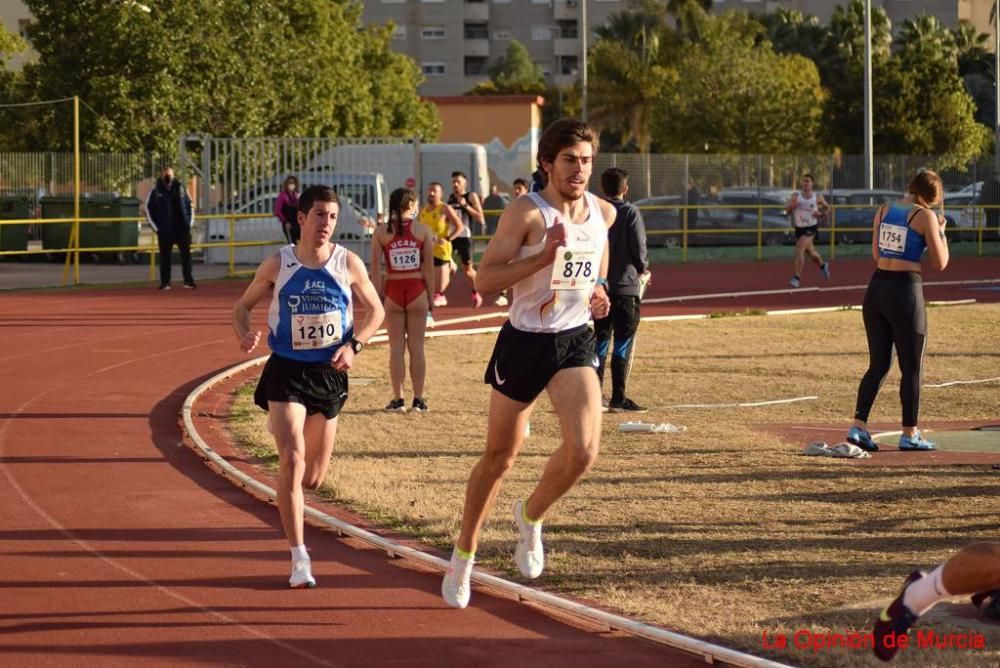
[145,166,195,290]
[595,167,650,412]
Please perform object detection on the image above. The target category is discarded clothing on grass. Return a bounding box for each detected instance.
[801,441,871,459]
[619,422,687,434]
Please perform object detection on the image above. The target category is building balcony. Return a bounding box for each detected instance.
[464,38,490,57]
[553,0,580,22]
[554,38,579,57]
[554,73,578,87]
[464,2,490,22]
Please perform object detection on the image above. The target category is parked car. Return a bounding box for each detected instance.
[942,192,982,242]
[203,191,372,265]
[827,189,901,244]
[634,190,793,247]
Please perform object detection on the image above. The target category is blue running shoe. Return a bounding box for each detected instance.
[821,262,831,280]
[899,431,936,451]
[846,426,879,452]
[873,570,924,662]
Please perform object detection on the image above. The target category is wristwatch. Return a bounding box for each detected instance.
[349,337,363,354]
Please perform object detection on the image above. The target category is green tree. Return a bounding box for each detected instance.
[876,19,988,165]
[467,40,545,95]
[588,5,674,153]
[818,0,892,153]
[9,0,438,153]
[0,22,25,105]
[758,8,826,64]
[652,12,824,153]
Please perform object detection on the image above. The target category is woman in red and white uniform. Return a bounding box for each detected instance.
[370,187,435,412]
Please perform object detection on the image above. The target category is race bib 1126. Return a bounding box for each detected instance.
[388,246,420,272]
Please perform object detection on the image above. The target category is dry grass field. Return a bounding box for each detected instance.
[229,304,1000,668]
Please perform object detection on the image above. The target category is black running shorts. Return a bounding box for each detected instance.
[452,237,472,265]
[254,354,349,419]
[795,225,818,239]
[484,322,598,403]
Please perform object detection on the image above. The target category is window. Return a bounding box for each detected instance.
[531,25,552,41]
[464,22,489,39]
[464,56,489,76]
[558,55,578,75]
[422,62,447,76]
[539,62,552,76]
[421,25,446,39]
[492,29,512,41]
[392,25,406,40]
[557,20,578,39]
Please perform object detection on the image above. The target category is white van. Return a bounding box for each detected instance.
[306,142,490,201]
[204,192,372,266]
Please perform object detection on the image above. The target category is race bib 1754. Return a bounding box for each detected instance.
[878,224,907,254]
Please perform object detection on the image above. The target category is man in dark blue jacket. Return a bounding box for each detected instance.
[145,166,195,290]
[595,167,649,412]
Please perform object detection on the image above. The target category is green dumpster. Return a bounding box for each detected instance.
[40,195,141,263]
[0,197,31,257]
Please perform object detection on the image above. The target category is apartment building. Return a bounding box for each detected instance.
[710,0,988,32]
[361,0,624,96]
[0,0,32,69]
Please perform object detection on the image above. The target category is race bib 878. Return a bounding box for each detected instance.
[550,248,598,290]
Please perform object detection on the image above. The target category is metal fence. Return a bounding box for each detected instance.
[590,153,998,202]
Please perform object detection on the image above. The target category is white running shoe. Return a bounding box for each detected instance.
[433,293,448,307]
[289,559,316,589]
[789,276,800,288]
[441,548,474,608]
[513,499,544,579]
[494,294,508,307]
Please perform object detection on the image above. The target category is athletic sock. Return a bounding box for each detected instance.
[455,546,475,561]
[522,503,542,526]
[903,564,950,616]
[793,274,800,280]
[290,544,309,562]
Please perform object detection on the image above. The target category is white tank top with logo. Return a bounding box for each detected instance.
[793,191,818,228]
[508,192,607,333]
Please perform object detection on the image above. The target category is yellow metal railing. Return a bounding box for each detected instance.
[0,212,285,285]
[2,205,997,283]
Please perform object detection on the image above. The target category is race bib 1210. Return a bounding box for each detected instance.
[292,311,343,350]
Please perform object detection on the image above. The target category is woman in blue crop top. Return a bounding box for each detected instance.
[845,169,950,453]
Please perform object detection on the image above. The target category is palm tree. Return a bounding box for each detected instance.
[895,14,957,62]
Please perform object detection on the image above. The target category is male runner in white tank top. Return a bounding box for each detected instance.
[442,118,615,609]
[784,173,831,288]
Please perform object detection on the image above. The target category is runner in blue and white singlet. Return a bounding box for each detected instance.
[267,244,354,364]
[233,185,384,591]
[784,174,830,288]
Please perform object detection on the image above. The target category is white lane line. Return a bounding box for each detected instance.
[644,278,999,304]
[665,396,819,410]
[924,377,1000,388]
[183,358,793,668]
[0,341,337,668]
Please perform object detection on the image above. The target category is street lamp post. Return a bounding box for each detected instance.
[581,0,588,122]
[863,0,873,190]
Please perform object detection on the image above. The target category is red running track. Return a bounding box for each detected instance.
[0,255,996,666]
[0,283,708,667]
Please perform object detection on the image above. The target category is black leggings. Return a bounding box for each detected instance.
[853,270,927,427]
[595,294,641,404]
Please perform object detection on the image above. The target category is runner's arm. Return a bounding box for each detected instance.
[477,197,565,295]
[915,209,950,271]
[465,192,485,228]
[232,253,279,352]
[369,230,383,298]
[443,204,465,240]
[784,193,798,218]
[870,205,887,262]
[347,251,385,345]
[416,223,436,307]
